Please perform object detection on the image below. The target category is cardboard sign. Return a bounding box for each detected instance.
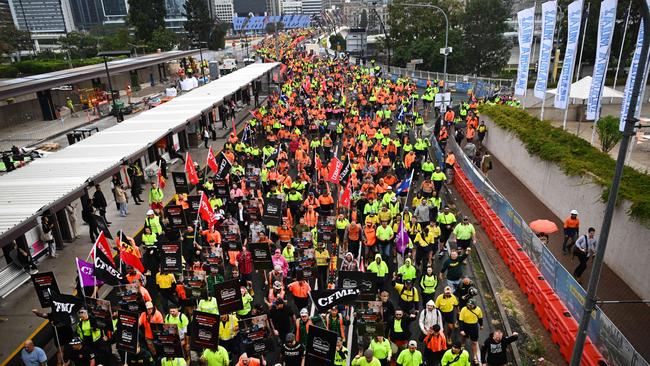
[249,242,273,270]
[172,171,190,194]
[152,323,184,358]
[115,310,139,353]
[214,179,229,198]
[165,205,186,229]
[359,321,385,338]
[31,272,59,308]
[213,279,244,314]
[262,198,283,226]
[337,271,377,298]
[305,326,338,366]
[185,195,201,224]
[86,297,113,332]
[117,284,143,313]
[160,243,182,273]
[190,311,220,351]
[222,232,242,251]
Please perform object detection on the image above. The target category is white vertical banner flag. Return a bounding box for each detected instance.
[620,2,650,131]
[586,0,618,121]
[554,0,584,109]
[533,1,557,99]
[515,6,536,96]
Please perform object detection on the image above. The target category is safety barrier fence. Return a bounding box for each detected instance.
[447,139,648,366]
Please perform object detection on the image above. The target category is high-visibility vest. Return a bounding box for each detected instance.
[305,211,318,227]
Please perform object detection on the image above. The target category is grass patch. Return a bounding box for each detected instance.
[480,104,650,226]
[526,333,546,358]
[499,289,522,321]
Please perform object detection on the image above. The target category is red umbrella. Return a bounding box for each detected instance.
[529,219,559,234]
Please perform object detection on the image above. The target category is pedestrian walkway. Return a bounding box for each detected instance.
[0,84,169,152]
[486,153,650,361]
[0,97,259,361]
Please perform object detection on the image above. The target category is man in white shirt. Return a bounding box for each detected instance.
[573,227,598,281]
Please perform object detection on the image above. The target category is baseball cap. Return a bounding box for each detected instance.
[444,286,452,293]
[300,308,308,316]
[145,301,154,309]
[452,341,462,348]
[408,340,417,347]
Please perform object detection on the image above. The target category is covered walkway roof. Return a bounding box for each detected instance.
[0,62,279,244]
[0,50,201,100]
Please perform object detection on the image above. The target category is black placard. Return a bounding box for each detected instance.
[93,215,112,239]
[86,297,113,332]
[160,243,182,273]
[360,322,385,337]
[337,271,377,298]
[165,205,187,229]
[116,284,143,313]
[151,323,184,358]
[213,279,243,314]
[115,310,139,353]
[222,232,242,251]
[190,311,220,351]
[185,195,201,224]
[214,179,229,198]
[249,242,273,270]
[305,326,338,366]
[262,198,283,226]
[31,272,59,308]
[239,315,271,357]
[173,172,190,194]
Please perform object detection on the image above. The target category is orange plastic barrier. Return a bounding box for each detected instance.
[452,164,604,365]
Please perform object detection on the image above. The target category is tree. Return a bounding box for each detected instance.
[127,0,166,42]
[0,25,32,60]
[100,28,134,51]
[460,0,512,76]
[596,115,623,153]
[184,0,212,43]
[208,23,228,50]
[329,33,346,51]
[360,9,368,29]
[57,31,99,58]
[148,27,178,51]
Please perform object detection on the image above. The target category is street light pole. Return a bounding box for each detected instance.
[568,1,650,365]
[370,6,390,72]
[97,51,132,123]
[398,3,449,83]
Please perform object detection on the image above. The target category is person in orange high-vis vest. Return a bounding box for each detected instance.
[363,222,377,261]
[424,324,448,365]
[304,206,319,228]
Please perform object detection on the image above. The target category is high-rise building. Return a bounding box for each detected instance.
[266,0,280,15]
[100,0,127,23]
[234,0,265,16]
[280,0,301,15]
[69,0,103,30]
[165,0,187,33]
[213,0,234,23]
[8,0,76,49]
[0,0,14,28]
[301,0,320,15]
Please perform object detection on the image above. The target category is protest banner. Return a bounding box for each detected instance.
[31,271,59,308]
[214,279,244,314]
[115,310,139,353]
[190,311,220,351]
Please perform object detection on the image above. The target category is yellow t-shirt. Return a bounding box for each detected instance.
[459,306,483,324]
[435,294,459,313]
[156,273,176,289]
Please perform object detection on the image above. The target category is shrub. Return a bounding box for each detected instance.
[0,64,18,78]
[596,115,623,153]
[480,104,650,225]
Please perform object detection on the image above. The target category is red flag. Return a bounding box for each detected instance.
[90,231,115,266]
[327,157,344,183]
[185,152,199,185]
[198,192,216,227]
[157,167,166,189]
[339,180,351,208]
[207,147,218,173]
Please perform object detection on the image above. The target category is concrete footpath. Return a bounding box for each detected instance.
[487,154,650,361]
[0,97,260,361]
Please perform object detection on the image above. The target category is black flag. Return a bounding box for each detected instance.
[94,244,125,286]
[215,152,232,180]
[338,158,351,186]
[50,291,83,325]
[309,288,360,313]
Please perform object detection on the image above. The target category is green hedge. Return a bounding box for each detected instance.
[0,64,19,78]
[480,104,650,225]
[0,57,123,77]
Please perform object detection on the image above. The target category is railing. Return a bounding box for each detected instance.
[447,137,648,366]
[384,65,514,98]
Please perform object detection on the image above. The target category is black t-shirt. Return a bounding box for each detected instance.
[63,345,95,366]
[281,342,304,366]
[269,306,294,333]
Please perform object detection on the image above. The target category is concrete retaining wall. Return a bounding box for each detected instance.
[481,117,650,300]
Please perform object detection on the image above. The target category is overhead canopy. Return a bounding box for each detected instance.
[0,62,279,244]
[547,76,624,99]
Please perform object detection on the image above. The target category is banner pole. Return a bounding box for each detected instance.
[52,322,65,366]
